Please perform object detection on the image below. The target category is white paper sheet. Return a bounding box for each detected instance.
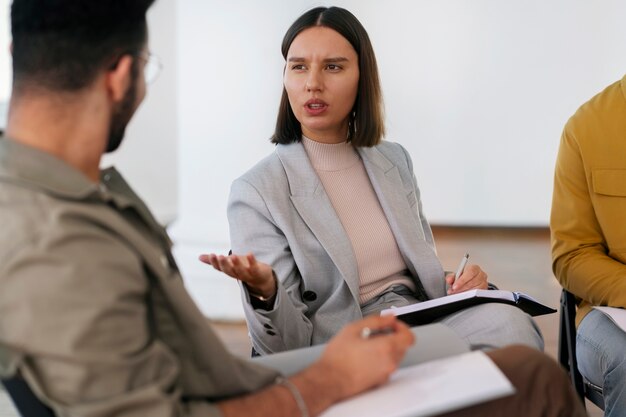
[320,351,515,417]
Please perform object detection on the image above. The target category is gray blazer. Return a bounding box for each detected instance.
[228,141,446,354]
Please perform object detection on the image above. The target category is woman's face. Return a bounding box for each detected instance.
[284,26,359,144]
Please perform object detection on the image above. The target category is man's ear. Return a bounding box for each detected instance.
[107,55,134,102]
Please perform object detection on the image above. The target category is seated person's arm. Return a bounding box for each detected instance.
[223,178,316,353]
[218,315,414,417]
[551,126,626,307]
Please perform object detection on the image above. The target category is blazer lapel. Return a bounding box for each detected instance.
[276,143,361,303]
[358,147,446,300]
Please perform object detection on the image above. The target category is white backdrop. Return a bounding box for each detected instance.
[174,0,626,242]
[170,0,626,319]
[101,0,179,224]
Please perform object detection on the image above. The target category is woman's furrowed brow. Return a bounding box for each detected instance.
[287,56,350,63]
[324,57,349,63]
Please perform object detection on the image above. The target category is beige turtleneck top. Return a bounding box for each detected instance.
[301,136,416,304]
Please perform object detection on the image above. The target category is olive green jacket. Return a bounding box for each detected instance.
[0,139,278,417]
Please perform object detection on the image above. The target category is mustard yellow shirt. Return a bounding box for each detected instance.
[551,74,626,325]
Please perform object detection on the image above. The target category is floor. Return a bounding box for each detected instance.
[0,227,603,416]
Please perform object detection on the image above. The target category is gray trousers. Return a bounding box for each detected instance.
[361,285,544,351]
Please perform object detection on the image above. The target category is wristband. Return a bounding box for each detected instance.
[276,376,309,417]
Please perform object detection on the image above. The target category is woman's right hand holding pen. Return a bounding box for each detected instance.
[445,253,489,295]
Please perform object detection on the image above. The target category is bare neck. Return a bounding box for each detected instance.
[5,88,110,183]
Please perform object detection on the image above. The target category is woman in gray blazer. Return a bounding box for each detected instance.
[201,6,543,355]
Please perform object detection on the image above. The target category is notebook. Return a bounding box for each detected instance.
[380,289,556,326]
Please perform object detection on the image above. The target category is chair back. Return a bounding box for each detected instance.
[1,377,55,417]
[558,289,605,410]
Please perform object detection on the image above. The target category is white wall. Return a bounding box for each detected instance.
[353,0,626,225]
[173,0,308,244]
[171,0,626,319]
[101,0,178,225]
[174,0,626,239]
[171,0,313,319]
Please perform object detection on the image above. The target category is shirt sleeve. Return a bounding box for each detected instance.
[228,178,315,354]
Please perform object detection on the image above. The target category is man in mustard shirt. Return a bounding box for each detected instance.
[551,76,626,416]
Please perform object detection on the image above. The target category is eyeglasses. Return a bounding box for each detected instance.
[136,52,163,85]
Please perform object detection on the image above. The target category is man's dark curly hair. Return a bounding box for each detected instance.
[11,0,155,92]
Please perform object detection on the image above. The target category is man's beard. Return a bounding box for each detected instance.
[105,77,138,153]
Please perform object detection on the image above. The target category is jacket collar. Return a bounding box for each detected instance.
[0,138,168,243]
[0,138,99,200]
[275,140,320,196]
[359,145,446,299]
[276,142,360,302]
[274,141,396,194]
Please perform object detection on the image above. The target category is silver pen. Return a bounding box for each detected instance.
[454,253,470,280]
[360,326,395,339]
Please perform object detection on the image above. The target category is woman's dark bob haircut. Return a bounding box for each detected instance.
[271,6,385,147]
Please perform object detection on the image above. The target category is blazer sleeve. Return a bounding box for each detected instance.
[551,125,626,308]
[228,178,314,354]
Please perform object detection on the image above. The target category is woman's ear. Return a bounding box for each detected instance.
[107,55,134,103]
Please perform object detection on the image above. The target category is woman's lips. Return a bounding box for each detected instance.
[304,99,328,115]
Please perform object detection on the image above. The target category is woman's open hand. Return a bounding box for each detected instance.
[199,252,276,299]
